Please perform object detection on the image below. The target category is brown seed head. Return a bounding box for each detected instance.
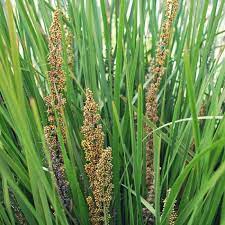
[144,0,179,222]
[44,9,69,209]
[81,89,104,186]
[93,148,113,224]
[81,89,113,225]
[46,8,66,140]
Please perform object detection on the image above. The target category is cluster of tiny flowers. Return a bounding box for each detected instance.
[94,148,113,224]
[45,9,66,138]
[162,189,178,225]
[10,190,26,225]
[169,211,178,225]
[81,89,103,186]
[144,0,178,223]
[44,9,69,209]
[81,89,113,225]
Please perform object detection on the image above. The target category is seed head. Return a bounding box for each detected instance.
[44,9,69,209]
[94,148,113,224]
[144,0,179,222]
[81,89,113,225]
[81,89,103,185]
[46,8,66,139]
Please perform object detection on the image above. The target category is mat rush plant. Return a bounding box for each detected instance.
[1,0,225,225]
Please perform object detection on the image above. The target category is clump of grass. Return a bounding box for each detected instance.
[0,0,225,225]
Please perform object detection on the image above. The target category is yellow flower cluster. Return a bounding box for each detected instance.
[146,0,179,122]
[144,0,179,223]
[81,89,113,225]
[44,9,69,208]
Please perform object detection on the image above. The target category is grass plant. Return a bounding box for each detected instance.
[0,0,225,225]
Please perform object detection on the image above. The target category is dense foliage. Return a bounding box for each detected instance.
[0,0,225,225]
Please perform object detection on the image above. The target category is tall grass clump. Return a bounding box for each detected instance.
[0,0,225,225]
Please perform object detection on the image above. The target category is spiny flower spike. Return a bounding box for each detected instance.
[81,89,113,225]
[44,9,70,209]
[94,148,113,225]
[144,0,178,223]
[81,89,103,187]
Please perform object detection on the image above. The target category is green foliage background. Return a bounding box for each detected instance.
[0,0,225,224]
